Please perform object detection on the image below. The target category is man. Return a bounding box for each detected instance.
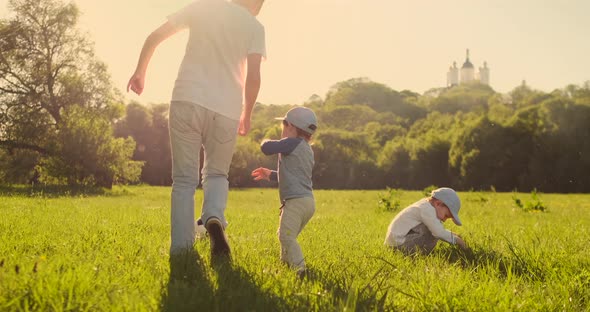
[127,0,266,258]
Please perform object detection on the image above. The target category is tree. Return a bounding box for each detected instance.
[40,106,142,187]
[562,82,590,106]
[509,81,550,108]
[449,116,533,191]
[115,103,172,186]
[378,139,410,188]
[0,0,137,187]
[0,148,39,184]
[364,121,406,147]
[405,136,452,189]
[428,83,495,114]
[229,137,276,187]
[324,78,426,122]
[317,105,381,131]
[522,97,590,192]
[313,129,381,189]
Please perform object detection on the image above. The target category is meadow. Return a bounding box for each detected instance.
[0,186,589,311]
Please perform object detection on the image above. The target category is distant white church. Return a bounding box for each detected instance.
[447,49,490,87]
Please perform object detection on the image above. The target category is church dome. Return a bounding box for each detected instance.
[462,49,474,68]
[462,59,474,69]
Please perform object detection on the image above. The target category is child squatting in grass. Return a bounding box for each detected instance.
[384,187,467,255]
[251,107,318,276]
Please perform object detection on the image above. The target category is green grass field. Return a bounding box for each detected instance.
[1,186,589,311]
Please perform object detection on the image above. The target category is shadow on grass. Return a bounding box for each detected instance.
[211,257,288,311]
[160,250,215,311]
[304,264,389,311]
[434,243,548,281]
[0,184,132,198]
[160,251,288,311]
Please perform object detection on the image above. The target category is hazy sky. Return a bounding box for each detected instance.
[1,0,589,105]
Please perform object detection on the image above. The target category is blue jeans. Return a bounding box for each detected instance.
[169,101,239,254]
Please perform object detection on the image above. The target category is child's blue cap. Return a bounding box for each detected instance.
[431,187,462,226]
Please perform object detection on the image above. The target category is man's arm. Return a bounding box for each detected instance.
[127,21,184,95]
[238,53,263,136]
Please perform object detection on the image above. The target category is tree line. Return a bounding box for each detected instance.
[219,79,590,193]
[1,0,589,192]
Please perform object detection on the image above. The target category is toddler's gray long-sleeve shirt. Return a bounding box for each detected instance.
[261,137,314,203]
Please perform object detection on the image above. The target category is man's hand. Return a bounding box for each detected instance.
[238,111,251,136]
[127,72,145,95]
[251,167,271,181]
[127,21,183,96]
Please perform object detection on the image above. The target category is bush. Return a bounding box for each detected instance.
[422,185,438,197]
[377,188,402,212]
[512,189,548,212]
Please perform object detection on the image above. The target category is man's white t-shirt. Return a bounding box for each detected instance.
[167,0,266,120]
[384,198,454,247]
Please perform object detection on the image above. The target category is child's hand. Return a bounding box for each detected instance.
[454,235,467,249]
[251,167,272,181]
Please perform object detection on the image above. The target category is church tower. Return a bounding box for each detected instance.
[460,49,475,83]
[479,61,490,85]
[447,61,459,87]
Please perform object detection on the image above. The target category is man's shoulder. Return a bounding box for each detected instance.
[224,2,263,23]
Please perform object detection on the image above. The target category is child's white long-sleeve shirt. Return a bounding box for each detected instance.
[384,198,454,247]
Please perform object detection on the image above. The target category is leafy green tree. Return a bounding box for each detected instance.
[324,78,426,122]
[304,94,324,107]
[147,104,173,185]
[229,137,275,187]
[317,105,382,131]
[449,116,532,191]
[364,121,406,146]
[250,104,290,137]
[378,139,411,188]
[405,112,460,141]
[207,80,590,192]
[428,83,495,114]
[522,97,590,192]
[40,106,142,187]
[405,136,452,189]
[0,0,134,187]
[509,81,550,108]
[488,101,515,124]
[0,149,39,184]
[313,129,381,189]
[115,103,171,185]
[561,82,590,106]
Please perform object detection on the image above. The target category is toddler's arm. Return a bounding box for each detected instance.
[453,234,467,249]
[251,167,277,182]
[260,137,302,156]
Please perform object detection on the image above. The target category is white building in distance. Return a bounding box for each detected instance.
[447,49,490,87]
